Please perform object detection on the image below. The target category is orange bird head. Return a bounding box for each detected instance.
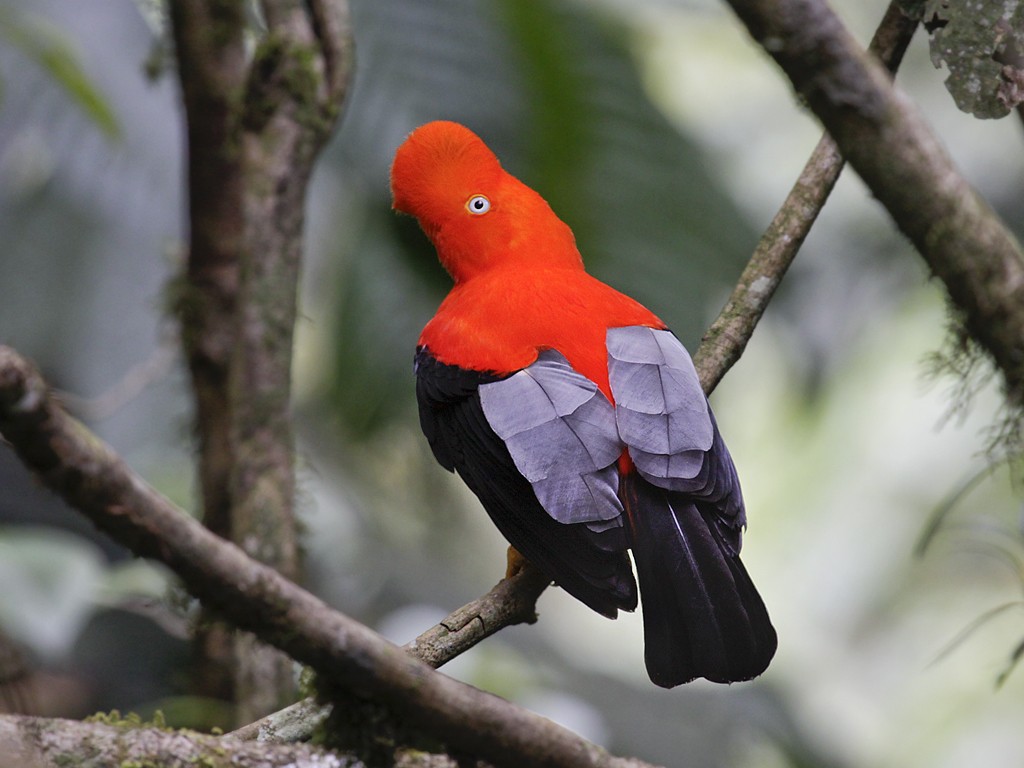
[390,121,582,282]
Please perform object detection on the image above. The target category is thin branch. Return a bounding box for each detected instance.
[0,346,660,768]
[404,561,551,666]
[720,0,1024,406]
[694,0,920,392]
[58,335,178,421]
[227,696,329,744]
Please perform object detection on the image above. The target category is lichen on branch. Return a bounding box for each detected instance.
[923,0,1024,118]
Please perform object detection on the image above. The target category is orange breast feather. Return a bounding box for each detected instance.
[419,267,664,401]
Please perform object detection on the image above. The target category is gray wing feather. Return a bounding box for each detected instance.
[479,350,624,527]
[628,446,707,481]
[608,326,715,487]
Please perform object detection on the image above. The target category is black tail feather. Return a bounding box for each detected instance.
[621,473,777,687]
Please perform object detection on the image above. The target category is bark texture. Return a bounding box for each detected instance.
[0,715,346,768]
[169,0,353,721]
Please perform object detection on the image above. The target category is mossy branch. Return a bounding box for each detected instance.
[0,713,344,768]
[168,0,353,721]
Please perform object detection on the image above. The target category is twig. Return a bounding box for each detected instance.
[58,336,178,422]
[404,561,551,666]
[695,0,919,392]
[229,563,552,744]
[721,0,1024,406]
[226,696,329,744]
[0,345,660,768]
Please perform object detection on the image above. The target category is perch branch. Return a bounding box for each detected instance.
[0,345,659,768]
[403,561,552,667]
[229,562,552,743]
[694,0,920,392]
[720,0,1024,405]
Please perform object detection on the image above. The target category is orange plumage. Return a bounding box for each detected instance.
[393,121,663,398]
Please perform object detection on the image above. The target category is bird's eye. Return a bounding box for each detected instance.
[466,195,491,215]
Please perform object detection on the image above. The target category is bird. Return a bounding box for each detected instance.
[390,120,776,687]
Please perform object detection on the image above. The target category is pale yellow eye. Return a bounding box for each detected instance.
[466,195,491,215]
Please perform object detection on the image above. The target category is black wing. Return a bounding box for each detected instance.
[608,326,775,685]
[414,347,637,618]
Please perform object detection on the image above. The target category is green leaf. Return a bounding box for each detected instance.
[0,10,121,140]
[915,461,1001,556]
[925,0,1024,119]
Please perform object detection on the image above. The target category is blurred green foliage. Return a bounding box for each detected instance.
[0,8,120,140]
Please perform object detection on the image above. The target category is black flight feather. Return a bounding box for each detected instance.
[414,347,638,617]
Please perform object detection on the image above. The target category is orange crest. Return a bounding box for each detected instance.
[390,121,582,282]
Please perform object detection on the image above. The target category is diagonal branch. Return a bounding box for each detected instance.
[0,345,659,768]
[229,562,553,744]
[720,0,1024,406]
[403,561,552,667]
[694,0,920,392]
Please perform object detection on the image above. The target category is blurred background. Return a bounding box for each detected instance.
[1,0,1023,765]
